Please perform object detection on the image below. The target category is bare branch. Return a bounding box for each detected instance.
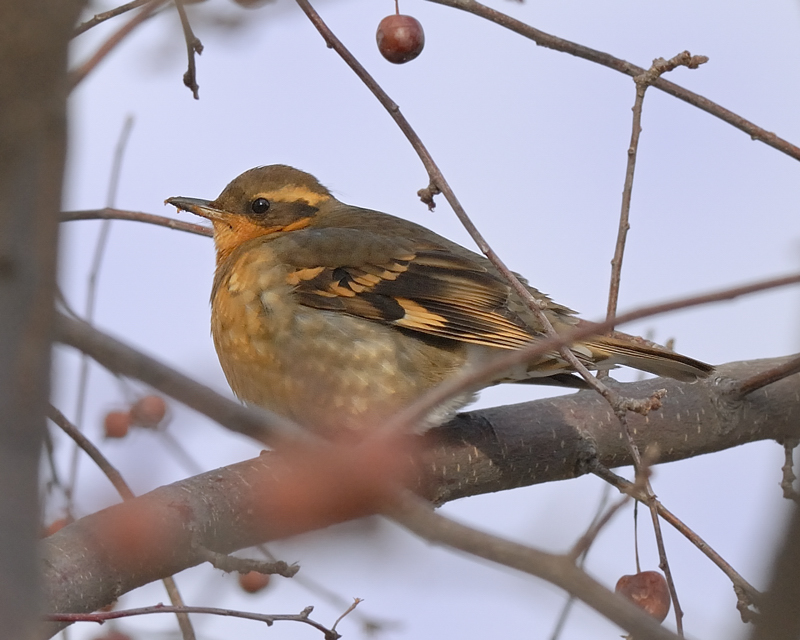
[47,604,342,640]
[607,52,708,329]
[174,0,203,99]
[388,492,681,640]
[74,0,149,37]
[592,465,762,610]
[62,208,212,236]
[426,0,800,162]
[69,0,167,91]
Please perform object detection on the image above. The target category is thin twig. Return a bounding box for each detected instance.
[69,0,167,91]
[158,429,207,476]
[634,500,641,574]
[74,0,149,37]
[606,52,707,330]
[603,55,708,631]
[736,353,800,397]
[388,491,681,640]
[49,405,134,499]
[62,208,212,237]
[256,545,393,634]
[66,116,135,516]
[550,484,613,640]
[646,481,684,635]
[592,464,763,608]
[47,405,197,640]
[192,544,299,578]
[331,598,362,634]
[174,0,204,99]
[605,64,645,331]
[425,0,800,162]
[614,411,685,634]
[569,493,629,561]
[46,605,341,640]
[160,578,196,640]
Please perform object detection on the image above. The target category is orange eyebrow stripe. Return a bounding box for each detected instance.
[253,185,331,207]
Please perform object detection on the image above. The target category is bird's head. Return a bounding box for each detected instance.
[166,165,332,263]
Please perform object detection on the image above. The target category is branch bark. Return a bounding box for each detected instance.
[427,356,800,503]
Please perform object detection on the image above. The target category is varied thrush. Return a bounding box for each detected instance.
[167,165,712,436]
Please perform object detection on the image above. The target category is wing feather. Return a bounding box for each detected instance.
[286,245,539,349]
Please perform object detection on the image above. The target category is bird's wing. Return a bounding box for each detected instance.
[277,229,539,349]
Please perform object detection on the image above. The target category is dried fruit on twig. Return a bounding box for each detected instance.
[615,570,671,622]
[130,395,168,429]
[239,570,271,593]
[104,411,131,439]
[376,14,425,64]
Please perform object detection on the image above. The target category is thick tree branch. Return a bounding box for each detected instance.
[41,355,799,636]
[428,356,800,503]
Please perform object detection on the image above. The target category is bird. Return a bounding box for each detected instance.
[167,165,713,437]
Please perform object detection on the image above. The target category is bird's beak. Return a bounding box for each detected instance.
[165,196,226,222]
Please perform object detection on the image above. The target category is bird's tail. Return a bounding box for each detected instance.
[581,331,714,382]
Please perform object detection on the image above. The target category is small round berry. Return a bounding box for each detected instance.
[238,570,271,594]
[130,395,168,429]
[615,571,671,622]
[376,14,425,64]
[104,411,131,439]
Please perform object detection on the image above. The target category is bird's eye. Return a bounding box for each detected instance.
[250,198,270,215]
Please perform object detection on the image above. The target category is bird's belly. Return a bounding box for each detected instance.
[212,288,469,435]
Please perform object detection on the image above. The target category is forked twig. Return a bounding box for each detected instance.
[174,0,204,99]
[592,464,763,609]
[74,0,150,37]
[47,605,342,640]
[388,491,681,640]
[69,0,167,91]
[606,51,709,330]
